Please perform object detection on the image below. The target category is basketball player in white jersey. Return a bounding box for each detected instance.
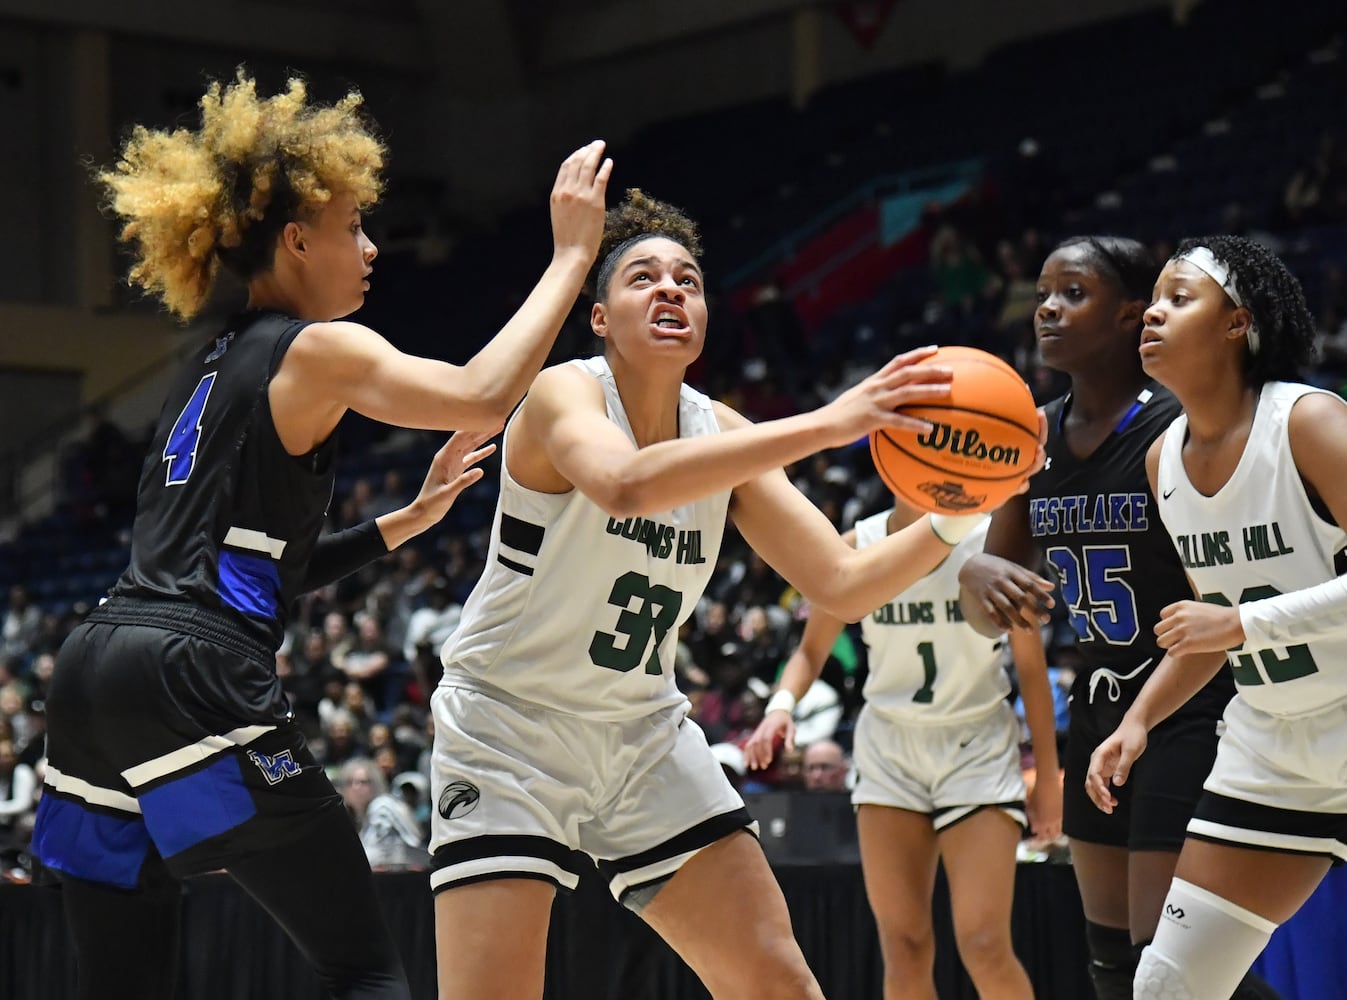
[427,190,1043,1000]
[745,498,1061,1000]
[1084,236,1347,1000]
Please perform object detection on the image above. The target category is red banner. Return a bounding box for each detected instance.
[834,0,899,49]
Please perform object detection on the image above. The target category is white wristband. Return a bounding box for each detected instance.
[928,512,988,546]
[765,690,797,716]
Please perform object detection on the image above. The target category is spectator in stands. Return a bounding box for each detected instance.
[340,681,377,732]
[800,740,849,792]
[403,576,461,664]
[1,586,40,662]
[339,756,428,872]
[320,708,366,773]
[340,612,396,710]
[0,737,35,874]
[994,238,1039,363]
[369,469,411,518]
[929,224,998,334]
[1284,130,1347,225]
[26,651,55,715]
[739,604,788,682]
[428,188,1037,1000]
[282,629,337,737]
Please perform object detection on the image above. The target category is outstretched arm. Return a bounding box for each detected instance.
[514,347,954,518]
[271,141,613,448]
[300,430,497,591]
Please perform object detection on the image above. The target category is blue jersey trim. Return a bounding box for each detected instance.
[139,754,257,858]
[32,795,152,889]
[217,550,282,619]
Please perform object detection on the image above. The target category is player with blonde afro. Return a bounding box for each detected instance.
[32,68,611,1000]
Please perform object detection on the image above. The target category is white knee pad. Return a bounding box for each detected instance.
[1134,879,1278,1000]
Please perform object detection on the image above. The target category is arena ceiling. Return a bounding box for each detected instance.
[0,0,827,82]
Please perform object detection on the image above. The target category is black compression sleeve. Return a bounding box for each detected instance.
[302,520,389,592]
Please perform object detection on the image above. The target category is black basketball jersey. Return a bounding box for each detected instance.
[110,311,336,650]
[1029,382,1233,722]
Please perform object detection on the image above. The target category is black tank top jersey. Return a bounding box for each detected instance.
[110,311,337,650]
[1029,383,1234,720]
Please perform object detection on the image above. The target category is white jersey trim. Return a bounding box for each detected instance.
[120,724,276,788]
[1187,818,1347,863]
[45,764,141,814]
[429,855,581,892]
[223,526,287,558]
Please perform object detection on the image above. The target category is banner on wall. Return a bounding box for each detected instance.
[833,0,900,49]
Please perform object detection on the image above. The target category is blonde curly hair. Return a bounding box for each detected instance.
[99,69,386,320]
[590,188,702,300]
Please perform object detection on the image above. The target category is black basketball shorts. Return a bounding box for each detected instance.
[1062,701,1223,852]
[33,611,341,888]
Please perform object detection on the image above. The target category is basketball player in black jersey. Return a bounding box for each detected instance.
[959,237,1277,1000]
[29,72,611,1000]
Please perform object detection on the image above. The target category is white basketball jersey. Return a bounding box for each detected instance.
[1157,381,1347,718]
[855,510,1008,722]
[440,357,729,721]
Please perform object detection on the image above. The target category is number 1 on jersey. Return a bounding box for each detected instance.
[913,641,938,703]
[163,372,217,486]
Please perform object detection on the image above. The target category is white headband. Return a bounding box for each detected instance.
[1177,246,1260,354]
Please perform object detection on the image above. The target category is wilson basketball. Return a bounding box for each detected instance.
[869,346,1038,514]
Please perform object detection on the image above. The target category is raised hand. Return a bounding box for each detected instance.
[550,139,614,264]
[958,552,1056,632]
[407,429,499,529]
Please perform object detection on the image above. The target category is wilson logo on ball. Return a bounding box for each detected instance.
[913,422,1022,466]
[869,346,1038,515]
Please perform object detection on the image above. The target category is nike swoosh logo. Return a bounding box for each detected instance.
[1163,488,1176,500]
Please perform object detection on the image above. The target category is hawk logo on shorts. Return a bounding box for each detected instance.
[247,749,302,785]
[438,780,481,820]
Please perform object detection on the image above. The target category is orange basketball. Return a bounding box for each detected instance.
[869,346,1038,515]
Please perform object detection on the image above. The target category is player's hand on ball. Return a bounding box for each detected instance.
[821,346,953,446]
